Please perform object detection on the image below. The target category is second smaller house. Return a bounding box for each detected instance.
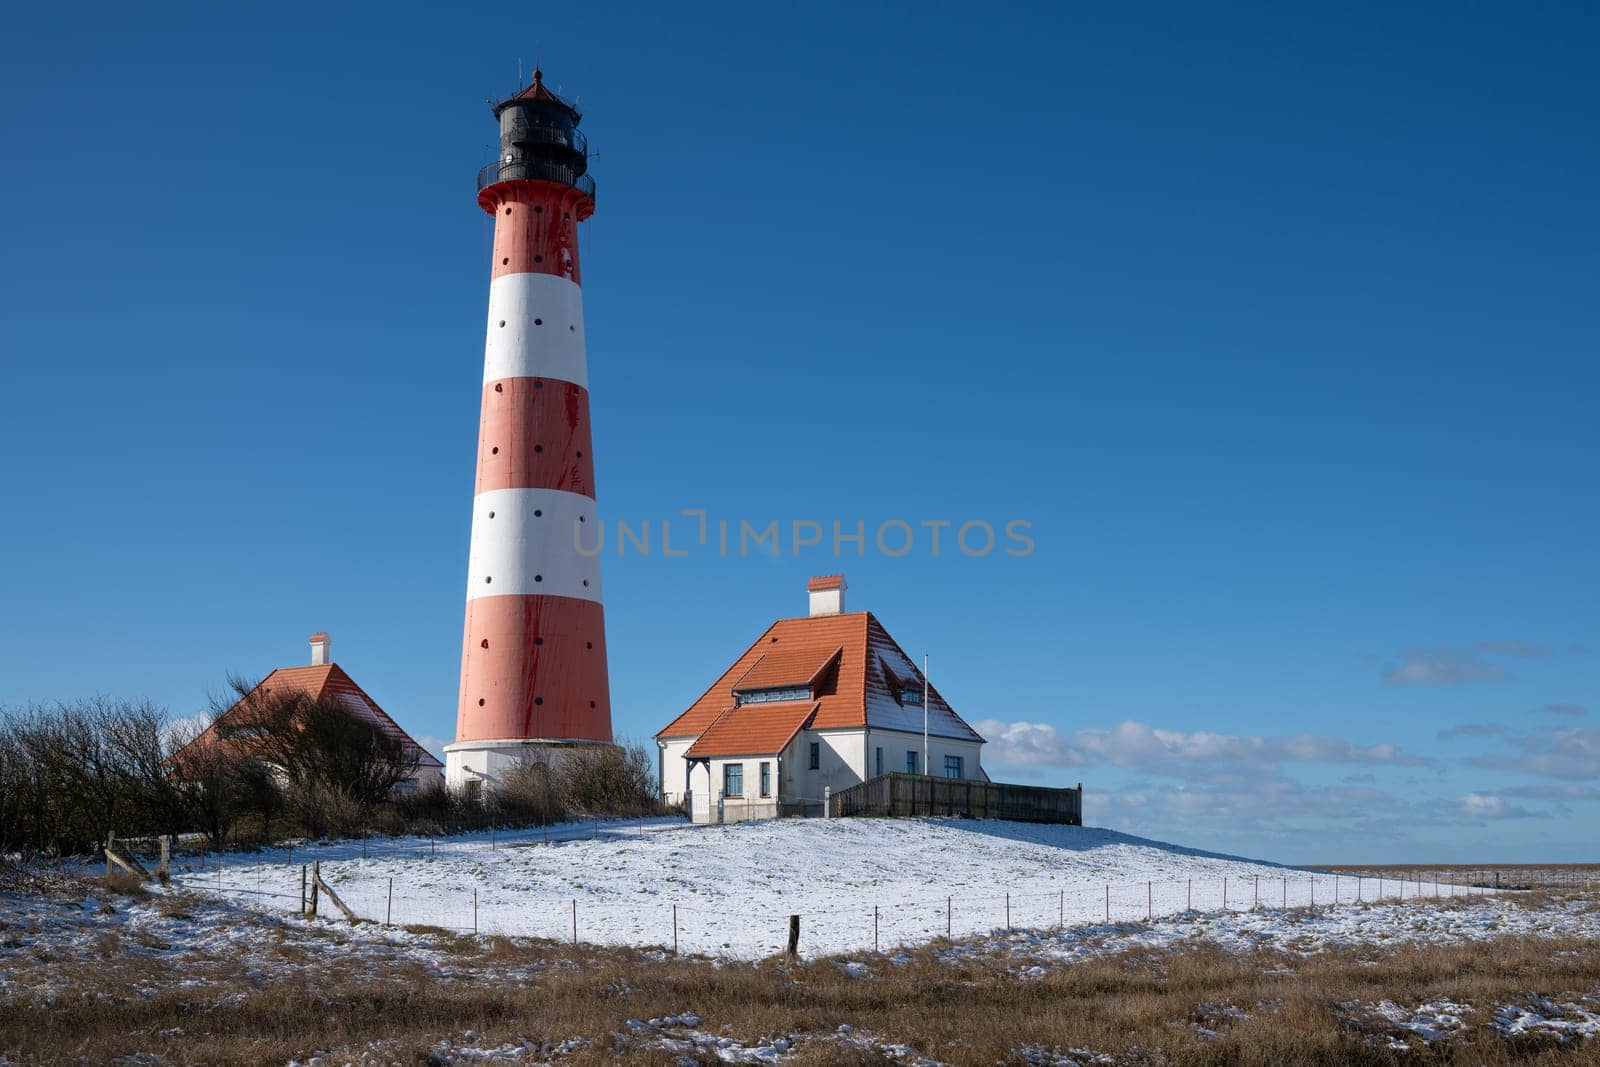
[174,632,443,791]
[657,576,987,822]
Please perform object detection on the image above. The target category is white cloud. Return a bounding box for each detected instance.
[1382,647,1510,686]
[974,719,1429,774]
[1542,703,1587,718]
[1437,722,1505,741]
[1459,793,1544,820]
[163,712,213,749]
[1469,727,1600,781]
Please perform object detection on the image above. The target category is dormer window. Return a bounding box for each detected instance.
[734,684,811,706]
[880,655,925,707]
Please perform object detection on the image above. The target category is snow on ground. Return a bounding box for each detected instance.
[163,817,1495,958]
[909,892,1600,970]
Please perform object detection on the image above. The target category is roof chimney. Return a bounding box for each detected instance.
[309,632,332,666]
[807,574,846,617]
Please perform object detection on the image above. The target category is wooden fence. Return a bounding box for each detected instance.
[828,773,1082,824]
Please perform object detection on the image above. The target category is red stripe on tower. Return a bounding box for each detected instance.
[447,69,613,789]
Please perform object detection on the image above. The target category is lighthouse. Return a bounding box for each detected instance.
[445,70,613,791]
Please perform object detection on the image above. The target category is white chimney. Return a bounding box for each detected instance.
[309,631,332,665]
[807,575,846,617]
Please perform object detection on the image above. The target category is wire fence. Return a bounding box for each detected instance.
[138,835,1574,959]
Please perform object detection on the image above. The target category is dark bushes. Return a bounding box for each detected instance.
[0,691,663,856]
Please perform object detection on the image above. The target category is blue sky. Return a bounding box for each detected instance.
[1,1,1596,863]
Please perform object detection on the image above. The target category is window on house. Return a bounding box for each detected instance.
[809,741,820,770]
[735,685,811,705]
[901,686,923,706]
[724,763,744,797]
[874,746,883,777]
[944,755,964,779]
[759,761,771,796]
[906,750,919,775]
[463,778,483,803]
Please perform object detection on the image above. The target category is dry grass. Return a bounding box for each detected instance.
[3,891,1600,1065]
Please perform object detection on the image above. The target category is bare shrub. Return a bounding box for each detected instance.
[0,699,190,856]
[203,674,420,839]
[491,761,565,826]
[555,741,660,817]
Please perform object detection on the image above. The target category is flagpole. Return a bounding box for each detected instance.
[923,653,930,777]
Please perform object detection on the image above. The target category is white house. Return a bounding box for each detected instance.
[655,576,987,823]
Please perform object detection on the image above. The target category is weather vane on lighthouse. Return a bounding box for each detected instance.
[445,68,613,791]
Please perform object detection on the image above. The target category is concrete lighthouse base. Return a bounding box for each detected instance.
[444,737,616,794]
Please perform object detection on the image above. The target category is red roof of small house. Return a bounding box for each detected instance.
[658,611,983,749]
[175,663,443,770]
[685,700,818,759]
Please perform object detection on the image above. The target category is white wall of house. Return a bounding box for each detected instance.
[682,753,785,823]
[657,736,695,806]
[864,728,985,782]
[782,728,867,811]
[662,726,986,823]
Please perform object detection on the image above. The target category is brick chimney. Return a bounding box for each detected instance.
[309,632,332,666]
[807,575,846,617]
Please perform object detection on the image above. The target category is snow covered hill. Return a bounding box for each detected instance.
[171,818,1480,958]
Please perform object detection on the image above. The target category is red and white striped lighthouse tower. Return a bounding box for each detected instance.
[445,70,612,789]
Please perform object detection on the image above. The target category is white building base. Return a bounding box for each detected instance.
[444,738,613,794]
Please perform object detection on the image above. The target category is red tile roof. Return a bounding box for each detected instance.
[685,700,818,758]
[807,574,845,592]
[175,663,443,770]
[658,611,983,746]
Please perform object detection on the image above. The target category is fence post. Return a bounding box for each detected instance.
[1282,876,1287,908]
[1310,876,1315,907]
[571,899,577,945]
[1147,882,1152,920]
[947,895,952,936]
[1104,884,1109,922]
[1335,874,1339,905]
[300,864,307,915]
[673,904,679,955]
[386,877,393,926]
[473,888,478,935]
[1187,879,1191,911]
[1059,888,1064,928]
[873,905,879,951]
[787,914,800,958]
[105,831,114,877]
[824,786,831,819]
[1005,893,1011,931]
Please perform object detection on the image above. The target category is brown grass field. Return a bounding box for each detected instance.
[2,867,1599,1065]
